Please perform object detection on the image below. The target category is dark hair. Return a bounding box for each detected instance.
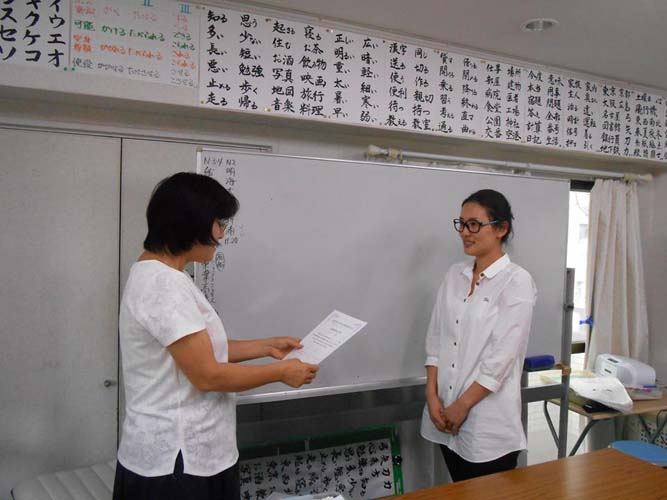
[462,189,514,243]
[143,172,239,256]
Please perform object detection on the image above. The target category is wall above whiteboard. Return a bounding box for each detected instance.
[0,0,666,166]
[199,5,666,162]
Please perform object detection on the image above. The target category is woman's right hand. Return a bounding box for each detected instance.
[279,359,319,388]
[427,393,448,433]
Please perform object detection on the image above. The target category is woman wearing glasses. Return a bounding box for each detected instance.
[113,173,318,500]
[420,189,536,482]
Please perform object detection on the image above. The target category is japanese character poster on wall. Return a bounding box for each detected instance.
[0,0,69,69]
[70,0,199,86]
[239,428,403,500]
[1,0,666,162]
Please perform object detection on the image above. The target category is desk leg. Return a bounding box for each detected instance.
[543,401,560,449]
[557,391,570,459]
[569,420,598,456]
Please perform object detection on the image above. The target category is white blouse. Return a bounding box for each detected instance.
[420,254,537,462]
[117,260,238,477]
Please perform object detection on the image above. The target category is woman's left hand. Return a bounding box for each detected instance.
[265,336,303,359]
[442,399,470,435]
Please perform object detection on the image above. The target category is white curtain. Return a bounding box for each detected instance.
[584,179,649,369]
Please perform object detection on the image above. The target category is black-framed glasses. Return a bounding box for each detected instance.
[453,218,499,233]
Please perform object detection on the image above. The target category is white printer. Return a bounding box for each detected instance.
[594,353,656,386]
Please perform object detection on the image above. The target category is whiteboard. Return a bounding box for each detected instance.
[196,150,569,401]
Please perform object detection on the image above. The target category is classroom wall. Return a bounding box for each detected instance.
[1,4,665,497]
[0,86,665,497]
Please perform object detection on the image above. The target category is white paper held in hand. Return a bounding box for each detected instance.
[284,310,367,365]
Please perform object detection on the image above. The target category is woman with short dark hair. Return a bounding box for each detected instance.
[421,189,536,482]
[113,172,318,500]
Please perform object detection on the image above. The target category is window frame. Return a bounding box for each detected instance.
[568,180,593,354]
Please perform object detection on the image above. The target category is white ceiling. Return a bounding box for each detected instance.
[243,0,667,92]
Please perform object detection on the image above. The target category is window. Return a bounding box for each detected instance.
[578,223,588,241]
[567,182,592,347]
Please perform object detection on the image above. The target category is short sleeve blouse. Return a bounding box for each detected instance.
[117,260,238,477]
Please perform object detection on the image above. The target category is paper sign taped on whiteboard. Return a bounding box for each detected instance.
[284,310,367,365]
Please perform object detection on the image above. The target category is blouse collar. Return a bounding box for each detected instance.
[462,253,511,279]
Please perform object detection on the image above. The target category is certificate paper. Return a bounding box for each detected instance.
[285,310,367,364]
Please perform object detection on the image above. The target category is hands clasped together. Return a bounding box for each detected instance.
[427,393,471,436]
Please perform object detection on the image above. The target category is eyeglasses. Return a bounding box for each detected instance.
[453,218,499,233]
[215,219,229,232]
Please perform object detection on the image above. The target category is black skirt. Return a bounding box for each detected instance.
[112,452,240,500]
[440,445,519,482]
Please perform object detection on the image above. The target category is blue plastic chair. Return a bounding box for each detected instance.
[609,440,667,467]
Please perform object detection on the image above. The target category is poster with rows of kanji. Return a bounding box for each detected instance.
[198,5,666,162]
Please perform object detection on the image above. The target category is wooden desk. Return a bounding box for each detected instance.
[386,449,667,500]
[544,394,667,456]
